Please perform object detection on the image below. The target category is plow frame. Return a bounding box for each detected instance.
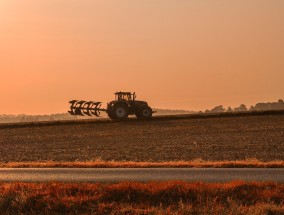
[68,100,106,117]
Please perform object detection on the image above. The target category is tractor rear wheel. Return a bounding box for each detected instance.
[107,111,116,120]
[137,106,152,119]
[112,103,129,119]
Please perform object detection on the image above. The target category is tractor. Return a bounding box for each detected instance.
[68,92,154,120]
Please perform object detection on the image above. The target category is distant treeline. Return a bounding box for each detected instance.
[153,109,195,115]
[0,113,78,124]
[205,99,284,113]
[0,100,283,123]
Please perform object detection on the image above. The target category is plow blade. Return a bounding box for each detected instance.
[68,100,106,117]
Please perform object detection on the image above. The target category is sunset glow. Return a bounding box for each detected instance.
[1,0,283,114]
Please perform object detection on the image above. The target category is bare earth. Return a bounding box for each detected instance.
[0,115,283,162]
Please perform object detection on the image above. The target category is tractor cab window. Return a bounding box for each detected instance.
[116,93,132,101]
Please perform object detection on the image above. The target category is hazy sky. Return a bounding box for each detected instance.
[1,0,283,114]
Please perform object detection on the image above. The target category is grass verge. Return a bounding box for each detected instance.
[0,181,283,214]
[0,159,283,168]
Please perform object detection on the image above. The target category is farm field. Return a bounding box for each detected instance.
[0,114,283,162]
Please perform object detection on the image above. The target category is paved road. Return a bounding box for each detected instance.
[0,168,283,182]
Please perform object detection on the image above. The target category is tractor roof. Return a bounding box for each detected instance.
[115,91,134,95]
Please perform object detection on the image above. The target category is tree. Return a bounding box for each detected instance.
[234,104,248,112]
[226,107,233,112]
[249,106,256,111]
[210,105,225,113]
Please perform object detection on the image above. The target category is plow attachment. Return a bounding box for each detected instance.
[68,100,106,117]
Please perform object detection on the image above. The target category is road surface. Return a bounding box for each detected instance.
[0,168,283,182]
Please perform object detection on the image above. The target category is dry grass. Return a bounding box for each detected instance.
[0,158,283,168]
[0,181,283,214]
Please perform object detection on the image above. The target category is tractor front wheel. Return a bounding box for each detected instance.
[136,106,152,119]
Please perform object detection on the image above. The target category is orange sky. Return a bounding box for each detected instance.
[0,1,284,115]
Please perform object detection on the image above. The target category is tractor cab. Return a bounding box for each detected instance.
[115,92,136,101]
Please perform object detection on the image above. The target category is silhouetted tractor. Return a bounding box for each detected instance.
[68,92,154,120]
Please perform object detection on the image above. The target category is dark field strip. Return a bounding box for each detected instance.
[1,160,284,168]
[0,113,283,162]
[0,109,284,129]
[0,181,283,214]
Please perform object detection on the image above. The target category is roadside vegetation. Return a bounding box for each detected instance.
[0,181,283,214]
[1,159,283,168]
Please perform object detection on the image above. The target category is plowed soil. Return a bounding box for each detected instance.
[0,114,283,162]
